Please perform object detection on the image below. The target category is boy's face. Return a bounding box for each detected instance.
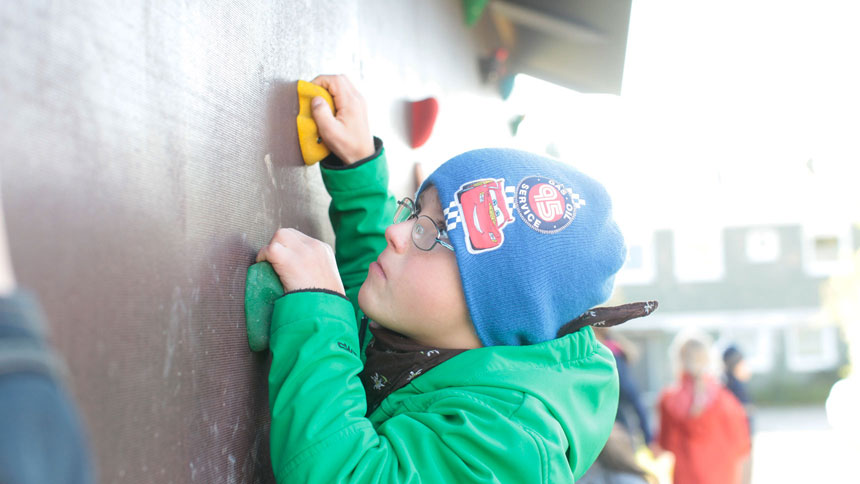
[358,187,482,349]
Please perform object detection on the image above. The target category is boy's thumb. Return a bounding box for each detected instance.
[311,96,335,132]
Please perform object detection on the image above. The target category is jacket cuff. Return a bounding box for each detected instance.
[283,288,350,302]
[320,137,384,171]
[320,139,388,195]
[271,290,357,338]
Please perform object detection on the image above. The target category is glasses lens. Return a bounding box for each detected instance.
[413,216,438,250]
[394,198,414,224]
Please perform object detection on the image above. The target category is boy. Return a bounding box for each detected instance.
[256,75,630,482]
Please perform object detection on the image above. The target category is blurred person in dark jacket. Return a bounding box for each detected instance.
[0,182,95,484]
[723,344,755,484]
[577,422,657,484]
[722,344,754,432]
[594,327,655,448]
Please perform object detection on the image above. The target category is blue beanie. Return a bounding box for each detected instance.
[419,149,626,347]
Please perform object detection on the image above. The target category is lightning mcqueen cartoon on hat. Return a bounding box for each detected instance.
[456,178,515,252]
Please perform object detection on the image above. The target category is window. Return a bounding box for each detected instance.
[716,327,775,374]
[616,231,656,285]
[802,225,854,276]
[814,236,839,262]
[785,325,840,372]
[745,227,781,263]
[673,227,725,282]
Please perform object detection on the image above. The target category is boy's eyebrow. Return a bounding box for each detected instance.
[416,192,447,231]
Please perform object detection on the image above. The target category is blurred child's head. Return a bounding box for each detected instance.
[671,330,714,378]
[723,345,751,381]
[359,148,626,348]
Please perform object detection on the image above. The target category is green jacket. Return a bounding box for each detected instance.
[268,142,619,483]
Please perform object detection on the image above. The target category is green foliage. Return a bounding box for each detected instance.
[750,370,842,405]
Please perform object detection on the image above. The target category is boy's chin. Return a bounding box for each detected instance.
[357,283,381,323]
[356,283,371,315]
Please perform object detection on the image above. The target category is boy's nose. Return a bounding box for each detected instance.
[384,221,411,253]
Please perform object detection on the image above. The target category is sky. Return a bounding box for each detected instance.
[510,0,860,231]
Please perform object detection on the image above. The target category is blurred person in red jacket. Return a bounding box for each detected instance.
[655,331,750,484]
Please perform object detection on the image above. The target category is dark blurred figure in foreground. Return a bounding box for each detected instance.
[723,345,755,484]
[0,182,95,484]
[655,332,750,484]
[577,422,657,484]
[594,327,654,449]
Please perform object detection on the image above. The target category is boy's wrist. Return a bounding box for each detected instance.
[321,137,384,171]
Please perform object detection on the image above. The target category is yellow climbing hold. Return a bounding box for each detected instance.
[296,80,335,165]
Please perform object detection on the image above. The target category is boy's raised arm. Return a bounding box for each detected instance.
[310,75,395,309]
[319,137,393,304]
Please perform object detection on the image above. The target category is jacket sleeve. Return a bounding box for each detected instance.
[0,291,95,484]
[319,137,395,325]
[615,355,653,444]
[656,392,680,454]
[267,291,549,483]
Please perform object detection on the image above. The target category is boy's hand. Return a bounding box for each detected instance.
[310,74,375,165]
[256,228,345,295]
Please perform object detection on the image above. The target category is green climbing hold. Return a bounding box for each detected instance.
[244,261,284,352]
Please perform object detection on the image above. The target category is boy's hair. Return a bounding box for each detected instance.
[418,148,626,346]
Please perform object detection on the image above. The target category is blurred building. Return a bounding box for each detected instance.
[613,223,858,408]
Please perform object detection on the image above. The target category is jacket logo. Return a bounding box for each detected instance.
[515,176,584,234]
[337,341,357,356]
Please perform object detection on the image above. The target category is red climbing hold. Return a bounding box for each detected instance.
[410,97,439,149]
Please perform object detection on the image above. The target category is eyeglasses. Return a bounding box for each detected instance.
[393,197,454,252]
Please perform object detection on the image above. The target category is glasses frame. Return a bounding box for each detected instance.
[394,197,454,252]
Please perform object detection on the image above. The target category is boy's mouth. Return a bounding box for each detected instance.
[370,259,387,279]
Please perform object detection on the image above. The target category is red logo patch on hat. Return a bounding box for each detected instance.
[516,176,584,233]
[453,178,515,253]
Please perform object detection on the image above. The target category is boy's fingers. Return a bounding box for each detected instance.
[271,227,300,245]
[257,228,298,263]
[255,242,278,263]
[255,244,271,263]
[310,74,357,108]
[310,74,336,90]
[310,75,343,102]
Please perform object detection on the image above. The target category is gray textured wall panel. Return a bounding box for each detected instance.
[0,1,494,482]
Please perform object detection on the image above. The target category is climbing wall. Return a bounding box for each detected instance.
[0,1,504,482]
